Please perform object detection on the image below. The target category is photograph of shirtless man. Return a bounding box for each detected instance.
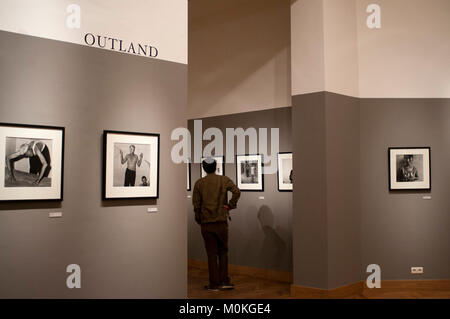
[120,145,143,186]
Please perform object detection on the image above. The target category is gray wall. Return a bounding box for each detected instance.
[292,92,328,289]
[360,98,450,280]
[187,107,293,273]
[0,31,187,298]
[292,92,450,289]
[292,92,361,289]
[325,93,361,288]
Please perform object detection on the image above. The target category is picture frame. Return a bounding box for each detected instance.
[277,152,293,192]
[200,156,225,178]
[388,147,431,191]
[0,122,65,202]
[103,130,160,200]
[236,154,264,192]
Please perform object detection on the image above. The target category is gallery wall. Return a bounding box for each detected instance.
[188,0,291,119]
[290,0,359,97]
[292,0,450,98]
[356,0,450,98]
[360,99,450,280]
[0,0,187,64]
[290,0,450,290]
[292,92,361,290]
[0,31,187,298]
[187,107,293,273]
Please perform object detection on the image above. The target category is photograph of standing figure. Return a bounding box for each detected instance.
[241,160,258,184]
[103,130,159,199]
[113,143,150,187]
[118,144,144,186]
[236,154,263,191]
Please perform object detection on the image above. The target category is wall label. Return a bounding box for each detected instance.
[84,33,159,58]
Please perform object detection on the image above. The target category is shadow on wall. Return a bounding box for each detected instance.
[257,205,286,269]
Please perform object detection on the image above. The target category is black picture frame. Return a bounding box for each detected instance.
[200,156,225,178]
[0,122,65,202]
[388,147,431,191]
[102,130,160,200]
[235,154,264,192]
[277,152,293,192]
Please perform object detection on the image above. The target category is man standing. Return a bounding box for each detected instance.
[120,145,143,186]
[193,158,241,291]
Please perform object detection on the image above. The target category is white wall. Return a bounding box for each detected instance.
[290,0,325,96]
[356,0,450,98]
[291,0,450,98]
[0,0,187,64]
[323,0,359,97]
[188,0,291,119]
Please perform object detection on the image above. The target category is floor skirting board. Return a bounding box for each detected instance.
[362,280,450,298]
[188,259,293,283]
[290,280,450,299]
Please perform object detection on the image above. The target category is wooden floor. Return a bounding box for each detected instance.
[188,264,291,299]
[188,264,450,299]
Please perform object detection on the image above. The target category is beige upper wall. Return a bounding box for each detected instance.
[323,0,359,97]
[188,0,291,119]
[291,0,360,97]
[357,0,450,98]
[291,0,326,96]
[189,0,449,115]
[292,0,449,98]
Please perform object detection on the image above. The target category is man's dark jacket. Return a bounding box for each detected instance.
[193,174,241,224]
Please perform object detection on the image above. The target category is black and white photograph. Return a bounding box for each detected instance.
[0,123,64,201]
[236,154,263,191]
[103,130,159,199]
[277,152,293,191]
[201,156,224,178]
[113,143,151,187]
[389,147,430,190]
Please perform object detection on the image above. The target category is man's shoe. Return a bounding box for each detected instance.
[204,285,220,291]
[220,283,235,290]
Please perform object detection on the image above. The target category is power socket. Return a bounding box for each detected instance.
[411,267,424,274]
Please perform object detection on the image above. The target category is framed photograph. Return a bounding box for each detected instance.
[187,162,191,191]
[201,156,224,178]
[277,152,293,192]
[0,122,64,202]
[236,154,264,191]
[103,130,159,199]
[388,147,431,191]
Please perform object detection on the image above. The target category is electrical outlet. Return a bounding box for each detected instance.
[411,267,423,274]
